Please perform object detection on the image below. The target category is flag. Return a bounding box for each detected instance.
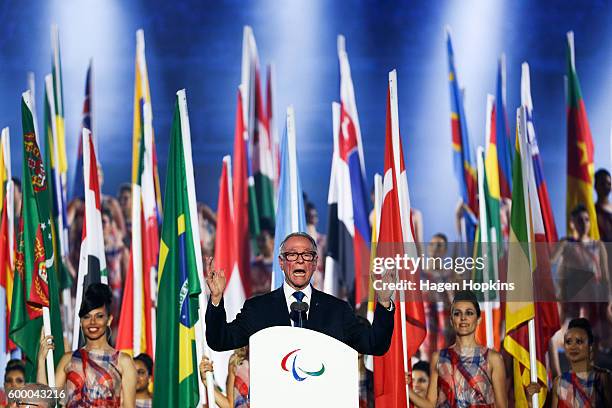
[503,63,562,407]
[446,30,478,243]
[117,29,162,358]
[232,88,252,298]
[43,75,72,293]
[70,60,93,201]
[374,71,426,407]
[566,31,598,238]
[266,64,280,196]
[474,95,503,351]
[496,55,513,201]
[153,90,202,408]
[324,102,344,297]
[521,63,558,243]
[242,26,275,231]
[0,127,16,382]
[323,36,371,306]
[0,128,11,210]
[132,29,162,218]
[364,172,383,374]
[208,155,246,391]
[9,91,64,380]
[271,107,307,290]
[117,99,159,357]
[71,128,108,350]
[216,156,246,321]
[50,25,68,180]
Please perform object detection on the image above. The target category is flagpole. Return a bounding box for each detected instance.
[42,307,56,388]
[286,106,299,231]
[518,107,539,408]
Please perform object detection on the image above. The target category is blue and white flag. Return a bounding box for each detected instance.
[271,106,307,290]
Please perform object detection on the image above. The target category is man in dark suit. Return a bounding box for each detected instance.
[205,232,395,356]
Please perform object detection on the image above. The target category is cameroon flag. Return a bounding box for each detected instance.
[153,90,202,407]
[566,31,598,238]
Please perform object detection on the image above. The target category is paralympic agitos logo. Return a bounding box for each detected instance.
[280,349,325,381]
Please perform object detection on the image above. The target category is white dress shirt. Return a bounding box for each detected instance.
[283,282,312,325]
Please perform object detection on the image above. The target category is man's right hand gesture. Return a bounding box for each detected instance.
[205,257,226,305]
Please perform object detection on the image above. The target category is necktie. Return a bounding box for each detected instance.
[290,291,307,327]
[292,291,305,302]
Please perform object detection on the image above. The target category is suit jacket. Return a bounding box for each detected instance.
[205,287,394,356]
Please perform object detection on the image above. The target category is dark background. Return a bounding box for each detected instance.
[1,0,610,240]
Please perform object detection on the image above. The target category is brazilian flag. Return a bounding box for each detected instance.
[153,90,201,407]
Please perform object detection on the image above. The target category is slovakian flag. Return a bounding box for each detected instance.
[153,90,203,408]
[117,100,159,358]
[232,88,253,299]
[10,91,65,380]
[242,26,275,234]
[446,29,478,243]
[495,54,513,201]
[374,71,426,407]
[271,107,307,290]
[566,31,598,238]
[521,63,558,243]
[324,36,371,306]
[71,128,108,350]
[70,60,93,201]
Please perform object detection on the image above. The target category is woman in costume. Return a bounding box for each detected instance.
[199,346,249,408]
[550,318,611,407]
[407,290,506,408]
[37,283,136,407]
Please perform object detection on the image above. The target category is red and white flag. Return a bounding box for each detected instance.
[374,70,426,408]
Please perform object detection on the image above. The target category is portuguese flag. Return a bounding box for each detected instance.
[10,91,64,380]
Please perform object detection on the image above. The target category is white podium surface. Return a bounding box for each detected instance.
[250,326,358,407]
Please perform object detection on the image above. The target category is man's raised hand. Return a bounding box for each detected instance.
[204,256,226,305]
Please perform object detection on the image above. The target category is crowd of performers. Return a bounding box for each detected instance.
[1,285,609,407]
[1,166,612,407]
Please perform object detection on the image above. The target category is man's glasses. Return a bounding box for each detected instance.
[282,251,317,262]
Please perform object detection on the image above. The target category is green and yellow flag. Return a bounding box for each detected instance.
[10,91,64,381]
[566,31,598,239]
[153,90,202,407]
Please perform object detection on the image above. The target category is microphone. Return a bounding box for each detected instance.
[290,302,309,328]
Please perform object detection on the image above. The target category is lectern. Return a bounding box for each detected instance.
[250,326,358,407]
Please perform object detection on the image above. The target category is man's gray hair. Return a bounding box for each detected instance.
[279,232,317,253]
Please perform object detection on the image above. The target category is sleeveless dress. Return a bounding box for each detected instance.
[136,398,153,407]
[233,359,250,407]
[557,367,612,408]
[64,348,122,407]
[436,345,495,408]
